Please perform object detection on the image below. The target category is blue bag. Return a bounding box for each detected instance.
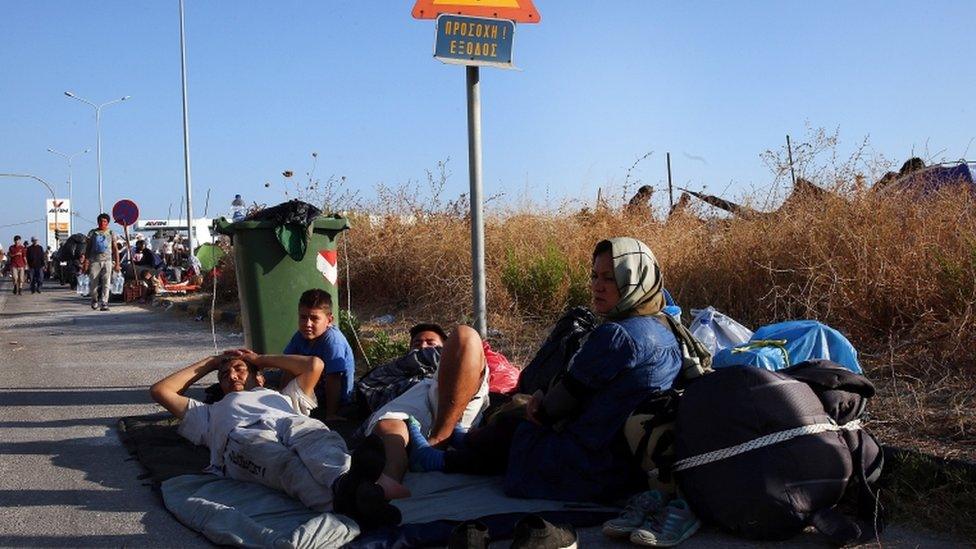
[711,320,861,373]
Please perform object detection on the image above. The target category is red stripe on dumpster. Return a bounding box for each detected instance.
[317,250,338,285]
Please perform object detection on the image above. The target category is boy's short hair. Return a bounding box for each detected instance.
[409,322,448,342]
[13,235,21,242]
[299,288,333,314]
[97,213,110,223]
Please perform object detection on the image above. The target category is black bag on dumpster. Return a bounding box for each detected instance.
[244,200,323,260]
[516,306,597,395]
[673,361,884,544]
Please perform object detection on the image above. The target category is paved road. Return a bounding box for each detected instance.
[0,280,966,548]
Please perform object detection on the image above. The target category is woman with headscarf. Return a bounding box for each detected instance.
[407,237,682,503]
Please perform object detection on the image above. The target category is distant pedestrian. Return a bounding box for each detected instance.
[26,237,46,294]
[625,185,655,219]
[163,236,175,266]
[7,235,28,295]
[80,213,120,311]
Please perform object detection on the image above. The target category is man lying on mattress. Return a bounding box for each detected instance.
[149,349,400,529]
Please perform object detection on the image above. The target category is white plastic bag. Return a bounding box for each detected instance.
[76,274,90,296]
[110,272,124,295]
[690,306,754,356]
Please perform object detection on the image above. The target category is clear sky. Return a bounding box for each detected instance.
[2,1,974,246]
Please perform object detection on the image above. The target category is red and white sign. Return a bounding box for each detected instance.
[316,249,338,286]
[45,198,70,249]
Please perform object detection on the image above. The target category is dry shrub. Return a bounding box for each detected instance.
[345,185,976,384]
[212,248,240,305]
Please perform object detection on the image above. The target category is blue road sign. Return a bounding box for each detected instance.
[112,199,140,226]
[434,14,515,69]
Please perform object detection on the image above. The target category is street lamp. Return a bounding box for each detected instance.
[46,147,89,234]
[63,91,130,214]
[0,173,61,248]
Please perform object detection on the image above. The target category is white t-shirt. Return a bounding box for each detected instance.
[177,379,317,474]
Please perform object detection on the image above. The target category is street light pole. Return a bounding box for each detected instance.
[46,147,89,235]
[64,91,130,214]
[178,0,196,254]
[0,173,59,247]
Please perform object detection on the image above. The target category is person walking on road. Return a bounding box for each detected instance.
[7,235,28,295]
[80,213,120,311]
[26,237,46,294]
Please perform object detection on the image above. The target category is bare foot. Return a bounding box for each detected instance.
[377,473,411,499]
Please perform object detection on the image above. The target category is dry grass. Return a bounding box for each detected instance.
[341,184,976,460]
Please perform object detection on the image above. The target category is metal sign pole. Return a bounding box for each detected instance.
[466,66,487,338]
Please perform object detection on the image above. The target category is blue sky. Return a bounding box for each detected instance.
[2,1,974,245]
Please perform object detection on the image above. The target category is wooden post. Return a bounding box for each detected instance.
[786,134,797,186]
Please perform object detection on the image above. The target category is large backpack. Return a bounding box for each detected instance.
[672,360,884,544]
[516,306,597,395]
[89,230,113,256]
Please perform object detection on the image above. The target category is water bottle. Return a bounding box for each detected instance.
[111,272,124,295]
[77,274,90,296]
[231,194,246,222]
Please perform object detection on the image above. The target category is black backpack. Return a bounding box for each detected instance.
[516,306,597,395]
[673,361,884,545]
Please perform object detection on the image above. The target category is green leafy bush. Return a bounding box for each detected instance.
[364,330,409,366]
[502,243,571,318]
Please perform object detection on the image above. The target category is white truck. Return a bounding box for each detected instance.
[131,218,215,249]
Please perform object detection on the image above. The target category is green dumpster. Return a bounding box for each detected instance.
[214,215,350,354]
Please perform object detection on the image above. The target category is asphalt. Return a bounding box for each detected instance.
[0,279,966,548]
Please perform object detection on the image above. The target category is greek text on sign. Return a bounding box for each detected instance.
[316,250,338,286]
[435,14,515,69]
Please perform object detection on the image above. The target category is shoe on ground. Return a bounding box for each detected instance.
[90,302,98,310]
[630,498,701,547]
[602,489,667,538]
[100,304,109,311]
[447,519,490,549]
[511,514,577,549]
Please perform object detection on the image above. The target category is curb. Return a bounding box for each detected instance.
[151,295,240,325]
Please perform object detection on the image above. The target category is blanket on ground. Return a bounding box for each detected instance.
[120,413,617,547]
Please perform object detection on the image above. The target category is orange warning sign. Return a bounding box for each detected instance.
[412,0,541,23]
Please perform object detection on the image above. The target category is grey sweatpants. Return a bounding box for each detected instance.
[10,267,25,292]
[222,415,351,511]
[89,260,112,305]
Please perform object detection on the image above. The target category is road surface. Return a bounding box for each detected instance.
[0,280,965,547]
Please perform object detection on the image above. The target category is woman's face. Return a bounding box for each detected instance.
[590,251,620,314]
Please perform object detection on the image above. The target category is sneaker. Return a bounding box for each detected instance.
[511,515,577,549]
[100,304,109,311]
[90,302,98,310]
[447,519,490,549]
[630,499,701,547]
[602,490,667,538]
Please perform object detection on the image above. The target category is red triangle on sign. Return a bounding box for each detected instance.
[412,0,541,23]
[319,250,337,266]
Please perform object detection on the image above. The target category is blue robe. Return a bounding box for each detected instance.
[503,315,681,502]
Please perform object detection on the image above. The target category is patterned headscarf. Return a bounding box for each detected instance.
[596,237,666,319]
